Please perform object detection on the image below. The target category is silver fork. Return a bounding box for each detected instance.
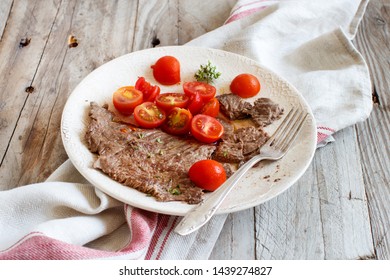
[174,107,308,235]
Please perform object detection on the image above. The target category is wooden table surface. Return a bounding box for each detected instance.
[0,0,389,260]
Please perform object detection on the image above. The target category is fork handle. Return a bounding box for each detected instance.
[174,154,269,235]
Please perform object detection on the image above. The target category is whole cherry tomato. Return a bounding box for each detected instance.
[151,56,181,85]
[230,73,261,98]
[188,159,227,191]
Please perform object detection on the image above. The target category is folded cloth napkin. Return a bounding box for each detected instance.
[0,0,372,260]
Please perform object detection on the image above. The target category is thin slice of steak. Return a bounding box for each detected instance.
[247,98,284,127]
[217,94,283,127]
[85,102,216,204]
[213,126,269,164]
[216,94,252,120]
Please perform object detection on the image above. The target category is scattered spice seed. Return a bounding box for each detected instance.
[68,35,78,48]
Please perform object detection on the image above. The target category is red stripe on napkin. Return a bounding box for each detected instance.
[0,206,158,260]
[226,6,268,24]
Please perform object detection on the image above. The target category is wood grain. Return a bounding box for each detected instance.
[0,0,139,188]
[354,0,390,260]
[209,209,256,259]
[0,0,63,188]
[217,126,374,260]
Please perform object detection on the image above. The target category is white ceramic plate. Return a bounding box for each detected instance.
[61,46,316,216]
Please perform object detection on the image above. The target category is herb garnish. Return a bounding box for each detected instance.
[194,61,221,84]
[169,185,182,195]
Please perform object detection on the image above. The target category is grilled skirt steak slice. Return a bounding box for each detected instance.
[247,98,284,127]
[216,94,252,120]
[217,94,283,127]
[213,126,269,164]
[85,102,216,204]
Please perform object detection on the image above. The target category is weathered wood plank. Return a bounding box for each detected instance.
[0,0,139,188]
[0,0,13,39]
[254,126,374,259]
[132,0,235,50]
[0,0,63,188]
[209,209,255,259]
[354,0,390,260]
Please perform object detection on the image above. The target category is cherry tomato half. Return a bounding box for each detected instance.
[186,92,204,115]
[112,86,143,115]
[183,81,216,102]
[200,97,220,117]
[230,73,261,98]
[133,102,166,128]
[135,77,160,102]
[190,114,224,143]
[151,56,181,85]
[155,93,189,112]
[162,107,193,135]
[188,159,227,191]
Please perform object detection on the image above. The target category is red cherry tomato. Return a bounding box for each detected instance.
[151,56,181,85]
[162,107,193,135]
[186,92,204,115]
[155,93,189,112]
[188,159,227,191]
[133,102,166,128]
[112,86,143,115]
[183,81,216,102]
[190,114,224,143]
[135,77,160,102]
[200,97,220,117]
[230,73,261,98]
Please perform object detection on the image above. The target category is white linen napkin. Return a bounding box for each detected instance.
[188,0,372,146]
[0,0,372,260]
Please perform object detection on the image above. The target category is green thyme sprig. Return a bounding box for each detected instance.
[194,61,221,84]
